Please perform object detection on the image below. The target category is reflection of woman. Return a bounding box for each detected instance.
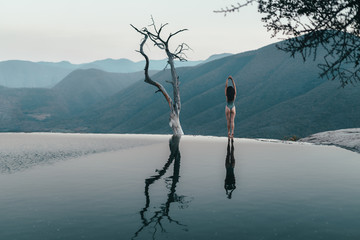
[225,76,237,138]
[225,138,236,199]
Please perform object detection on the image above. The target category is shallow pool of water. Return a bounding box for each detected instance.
[0,133,359,239]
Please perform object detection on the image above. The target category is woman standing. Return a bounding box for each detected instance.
[225,76,236,138]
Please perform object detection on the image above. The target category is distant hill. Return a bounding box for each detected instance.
[203,53,233,62]
[0,60,74,88]
[80,58,201,72]
[0,68,144,131]
[0,86,65,131]
[0,54,231,88]
[80,54,233,72]
[53,68,144,114]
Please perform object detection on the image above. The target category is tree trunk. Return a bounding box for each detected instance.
[169,112,183,136]
[167,51,183,136]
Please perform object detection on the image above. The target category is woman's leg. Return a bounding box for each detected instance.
[230,107,236,137]
[225,106,231,137]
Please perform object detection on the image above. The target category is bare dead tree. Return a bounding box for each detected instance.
[131,17,190,135]
[215,0,360,87]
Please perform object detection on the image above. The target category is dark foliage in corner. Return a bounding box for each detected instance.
[215,0,360,87]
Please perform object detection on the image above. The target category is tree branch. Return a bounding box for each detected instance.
[166,29,189,44]
[213,0,256,15]
[130,24,172,108]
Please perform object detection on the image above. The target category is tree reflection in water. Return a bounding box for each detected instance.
[132,135,190,239]
[224,138,236,199]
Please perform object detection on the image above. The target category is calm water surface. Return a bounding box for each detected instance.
[0,134,359,240]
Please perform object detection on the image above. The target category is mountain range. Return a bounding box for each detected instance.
[0,41,358,139]
[0,53,232,88]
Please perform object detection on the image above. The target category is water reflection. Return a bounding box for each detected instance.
[132,135,190,239]
[225,138,236,199]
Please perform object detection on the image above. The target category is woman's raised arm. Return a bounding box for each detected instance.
[225,77,229,96]
[228,76,236,96]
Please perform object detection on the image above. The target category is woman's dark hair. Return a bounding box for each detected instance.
[226,86,235,102]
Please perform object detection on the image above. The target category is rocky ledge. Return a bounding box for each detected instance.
[300,128,360,154]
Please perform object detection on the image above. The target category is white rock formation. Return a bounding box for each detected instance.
[300,128,360,153]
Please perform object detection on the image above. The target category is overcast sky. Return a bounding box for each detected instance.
[1,0,281,63]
